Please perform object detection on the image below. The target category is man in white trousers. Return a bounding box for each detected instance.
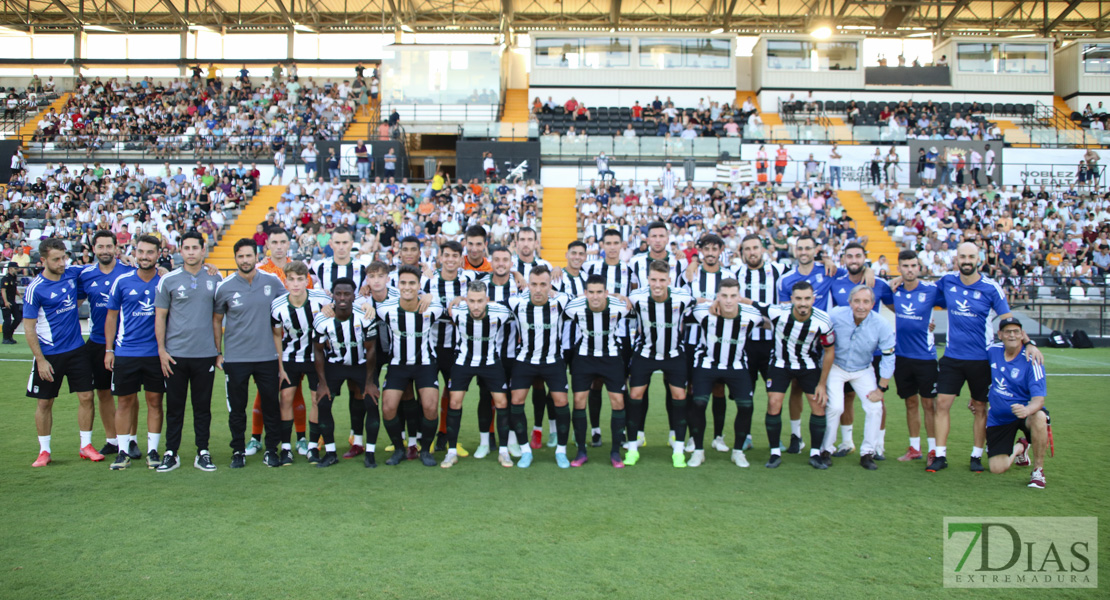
[822,285,896,470]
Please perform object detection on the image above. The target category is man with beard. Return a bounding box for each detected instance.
[511,229,558,452]
[472,246,525,457]
[423,241,474,456]
[890,250,942,465]
[583,230,633,448]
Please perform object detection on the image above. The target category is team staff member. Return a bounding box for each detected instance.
[891,250,942,464]
[823,287,896,470]
[985,318,1049,489]
[155,231,223,472]
[215,239,287,469]
[24,238,100,467]
[105,235,166,470]
[2,261,22,344]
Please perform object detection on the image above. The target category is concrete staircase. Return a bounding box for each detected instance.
[539,187,578,268]
[18,93,71,139]
[208,186,285,271]
[341,98,381,141]
[736,90,782,127]
[499,89,531,141]
[838,190,900,275]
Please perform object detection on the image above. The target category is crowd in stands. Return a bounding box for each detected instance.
[1078,103,1110,131]
[534,95,758,139]
[784,94,1004,141]
[1,74,60,119]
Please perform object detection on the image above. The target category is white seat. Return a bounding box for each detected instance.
[1070,286,1085,300]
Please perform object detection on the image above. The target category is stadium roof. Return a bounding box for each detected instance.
[1,0,1106,38]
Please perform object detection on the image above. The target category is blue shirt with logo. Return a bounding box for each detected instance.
[779,265,846,311]
[77,261,135,344]
[936,273,1010,361]
[986,344,1046,427]
[23,266,86,355]
[106,271,161,357]
[828,275,894,311]
[893,281,944,360]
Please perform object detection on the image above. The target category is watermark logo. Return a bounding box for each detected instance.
[943,517,1097,588]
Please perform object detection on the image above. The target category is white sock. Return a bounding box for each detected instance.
[498,446,508,454]
[669,429,675,439]
[841,425,853,444]
[325,443,336,452]
[672,441,684,453]
[628,440,639,451]
[479,432,490,446]
[910,437,921,452]
[367,444,375,453]
[927,437,936,452]
[770,447,782,456]
[38,435,51,453]
[281,442,291,450]
[148,432,161,451]
[354,435,364,446]
[810,448,820,457]
[117,434,129,449]
[508,430,518,445]
[532,426,542,433]
[521,444,532,455]
[446,448,457,458]
[971,446,984,458]
[408,436,418,448]
[556,445,566,454]
[591,427,601,435]
[549,420,557,435]
[79,430,92,447]
[936,445,947,457]
[308,442,318,450]
[106,436,117,447]
[790,419,802,438]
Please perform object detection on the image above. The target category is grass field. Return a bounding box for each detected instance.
[0,342,1106,599]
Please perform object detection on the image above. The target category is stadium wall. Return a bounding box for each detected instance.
[756,90,1054,112]
[528,87,736,109]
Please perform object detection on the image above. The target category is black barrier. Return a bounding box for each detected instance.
[864,66,950,86]
[0,140,20,184]
[907,140,1003,188]
[455,141,540,183]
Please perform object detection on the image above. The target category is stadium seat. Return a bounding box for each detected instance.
[1070,287,1086,301]
[1036,286,1053,300]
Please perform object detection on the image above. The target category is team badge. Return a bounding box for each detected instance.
[264,285,272,296]
[973,291,981,299]
[207,280,214,291]
[815,274,824,283]
[1011,367,1020,378]
[918,292,926,302]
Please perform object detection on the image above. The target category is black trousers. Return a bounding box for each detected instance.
[2,304,21,340]
[165,356,217,455]
[224,360,281,453]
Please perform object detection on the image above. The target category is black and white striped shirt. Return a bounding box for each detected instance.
[762,303,836,370]
[313,257,370,296]
[679,266,736,346]
[628,287,695,360]
[374,299,444,366]
[477,273,520,360]
[554,269,587,351]
[583,260,632,296]
[312,307,378,366]
[421,269,473,349]
[691,304,763,369]
[735,262,787,342]
[355,287,400,353]
[270,290,333,363]
[564,296,630,358]
[451,303,514,367]
[508,292,570,365]
[629,252,684,289]
[512,255,552,281]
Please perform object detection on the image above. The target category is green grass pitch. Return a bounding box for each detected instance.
[0,343,1107,598]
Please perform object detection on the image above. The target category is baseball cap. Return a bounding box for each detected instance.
[998,317,1023,331]
[5,262,15,268]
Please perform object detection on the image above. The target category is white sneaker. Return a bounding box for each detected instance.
[244,438,262,456]
[684,438,695,452]
[508,441,522,458]
[687,449,705,467]
[473,444,490,459]
[711,436,730,452]
[731,449,750,468]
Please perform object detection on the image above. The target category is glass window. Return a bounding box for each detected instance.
[767,40,808,70]
[684,39,730,68]
[535,38,579,67]
[581,38,631,68]
[85,34,128,60]
[32,34,74,59]
[766,40,856,71]
[957,43,999,73]
[1084,44,1110,74]
[640,38,684,69]
[0,36,31,60]
[127,35,180,59]
[1002,43,1048,74]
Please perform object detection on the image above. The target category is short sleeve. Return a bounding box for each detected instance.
[106,279,124,311]
[154,277,172,310]
[21,286,37,319]
[213,288,227,316]
[818,322,836,347]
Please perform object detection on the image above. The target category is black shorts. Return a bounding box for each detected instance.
[111,355,166,396]
[26,346,94,400]
[986,418,1034,458]
[629,354,687,389]
[85,338,112,390]
[766,365,822,395]
[282,360,319,391]
[571,355,626,394]
[936,356,990,401]
[450,364,508,393]
[384,363,439,391]
[436,348,454,381]
[745,339,774,384]
[323,363,369,398]
[894,356,938,400]
[512,359,568,393]
[691,367,754,402]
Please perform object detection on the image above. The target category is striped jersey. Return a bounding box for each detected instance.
[313,307,378,366]
[388,267,421,289]
[355,286,401,355]
[476,273,520,359]
[582,260,632,296]
[628,287,695,360]
[508,292,570,364]
[512,255,552,281]
[450,303,514,367]
[271,290,333,363]
[564,296,630,358]
[679,265,736,345]
[629,252,683,288]
[554,269,587,351]
[421,269,473,348]
[691,303,764,369]
[374,299,443,366]
[734,261,786,341]
[313,257,369,296]
[761,303,836,370]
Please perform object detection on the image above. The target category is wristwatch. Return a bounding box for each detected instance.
[877,385,889,393]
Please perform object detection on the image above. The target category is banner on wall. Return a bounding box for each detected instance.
[1000,148,1099,189]
[716,161,754,183]
[739,144,911,190]
[907,140,1002,188]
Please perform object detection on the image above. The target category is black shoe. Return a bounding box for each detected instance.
[590,432,603,447]
[156,452,179,472]
[317,451,339,468]
[809,454,828,470]
[364,451,377,468]
[821,450,833,467]
[926,455,948,472]
[385,449,407,466]
[194,452,216,472]
[99,442,119,456]
[434,434,447,453]
[786,434,803,454]
[2,338,16,344]
[860,454,878,470]
[127,440,142,460]
[146,449,161,469]
[262,450,280,467]
[279,449,294,466]
[230,451,246,469]
[969,456,984,472]
[109,452,130,470]
[420,450,437,467]
[306,448,320,464]
[765,454,782,469]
